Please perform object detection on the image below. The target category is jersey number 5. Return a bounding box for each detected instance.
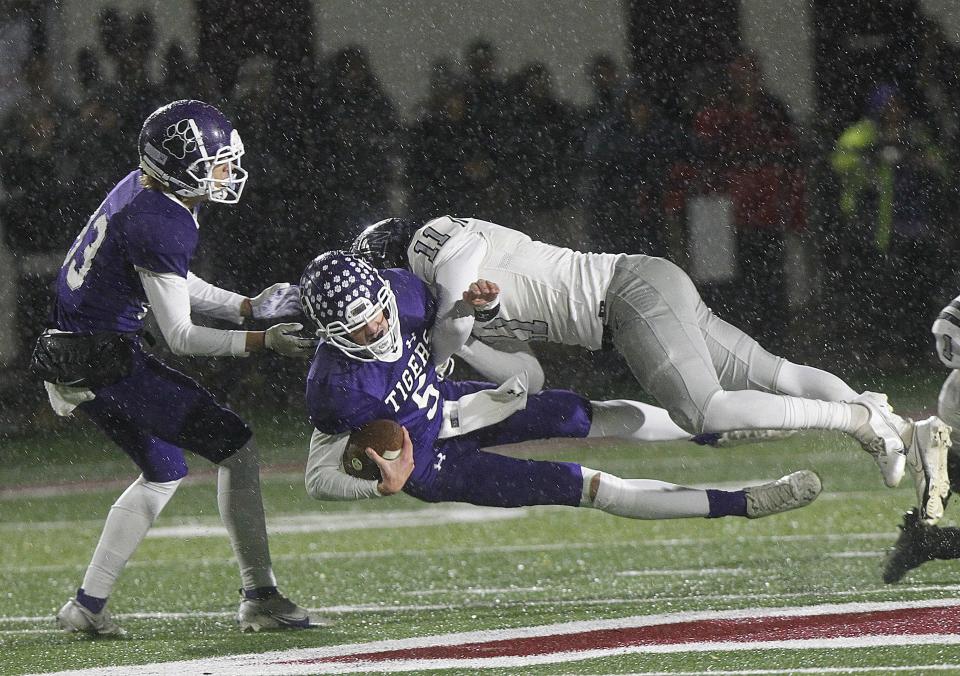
[63,213,108,290]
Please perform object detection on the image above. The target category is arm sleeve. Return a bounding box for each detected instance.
[456,337,545,394]
[139,269,249,357]
[304,429,383,500]
[429,236,489,365]
[186,272,245,325]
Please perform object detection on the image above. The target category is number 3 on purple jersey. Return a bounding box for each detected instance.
[63,213,108,290]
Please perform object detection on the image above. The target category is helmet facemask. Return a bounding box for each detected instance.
[317,282,403,363]
[187,129,248,204]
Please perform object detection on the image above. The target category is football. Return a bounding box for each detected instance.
[343,419,404,480]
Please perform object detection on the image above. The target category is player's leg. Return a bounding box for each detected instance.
[57,394,187,636]
[604,255,861,434]
[404,440,820,519]
[71,354,307,632]
[146,357,311,631]
[587,399,690,442]
[603,255,926,491]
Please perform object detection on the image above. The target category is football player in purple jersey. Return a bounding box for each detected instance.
[300,251,821,523]
[36,100,319,635]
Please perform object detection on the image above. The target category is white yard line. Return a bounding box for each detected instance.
[0,529,914,575]
[4,590,960,626]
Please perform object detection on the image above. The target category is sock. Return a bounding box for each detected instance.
[76,588,107,614]
[80,475,181,599]
[588,400,690,441]
[705,489,747,518]
[243,585,279,600]
[585,472,711,519]
[218,441,277,590]
[702,390,858,434]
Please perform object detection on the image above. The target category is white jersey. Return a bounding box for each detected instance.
[407,216,624,351]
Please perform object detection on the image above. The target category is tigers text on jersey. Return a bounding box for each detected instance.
[54,169,200,333]
[305,269,446,453]
[406,216,624,350]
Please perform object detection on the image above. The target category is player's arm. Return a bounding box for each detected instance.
[185,272,245,325]
[430,238,493,364]
[140,269,315,357]
[186,273,303,325]
[304,427,413,500]
[456,337,545,394]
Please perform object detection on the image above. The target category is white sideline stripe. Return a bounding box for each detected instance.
[7,596,960,631]
[398,586,545,597]
[2,530,906,575]
[5,588,960,626]
[617,567,748,577]
[570,669,960,676]
[145,505,526,538]
[826,551,882,559]
[25,599,960,676]
[570,670,960,676]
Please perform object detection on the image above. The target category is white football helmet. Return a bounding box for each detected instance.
[932,295,960,369]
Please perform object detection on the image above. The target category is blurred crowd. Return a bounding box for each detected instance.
[3,6,960,382]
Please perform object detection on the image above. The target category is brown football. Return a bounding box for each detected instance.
[343,419,404,480]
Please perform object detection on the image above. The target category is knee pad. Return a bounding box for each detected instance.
[178,399,252,463]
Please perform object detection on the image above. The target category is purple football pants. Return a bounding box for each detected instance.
[402,382,590,508]
[78,348,251,482]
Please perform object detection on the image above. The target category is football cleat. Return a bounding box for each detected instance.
[237,591,318,632]
[851,392,907,488]
[906,416,952,525]
[882,509,937,584]
[692,429,798,448]
[56,598,126,637]
[744,470,822,519]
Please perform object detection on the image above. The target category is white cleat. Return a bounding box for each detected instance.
[56,598,126,637]
[744,470,823,519]
[851,392,907,488]
[906,416,952,525]
[237,592,321,632]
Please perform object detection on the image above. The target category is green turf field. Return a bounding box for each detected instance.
[3,371,960,675]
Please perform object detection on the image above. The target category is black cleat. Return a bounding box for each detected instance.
[882,509,936,584]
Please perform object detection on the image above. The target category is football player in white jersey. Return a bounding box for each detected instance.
[883,297,960,582]
[352,216,951,524]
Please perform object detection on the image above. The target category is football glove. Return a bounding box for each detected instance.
[251,283,302,320]
[264,323,318,358]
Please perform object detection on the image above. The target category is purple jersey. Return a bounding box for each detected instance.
[306,269,446,452]
[53,169,199,333]
[305,269,592,509]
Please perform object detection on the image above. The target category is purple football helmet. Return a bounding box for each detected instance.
[138,99,248,204]
[300,251,403,363]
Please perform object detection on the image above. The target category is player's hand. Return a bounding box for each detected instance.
[374,427,414,495]
[250,283,302,320]
[264,322,318,358]
[462,279,499,307]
